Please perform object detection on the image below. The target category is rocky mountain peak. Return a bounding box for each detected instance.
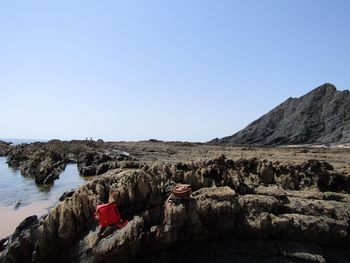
[303,82,337,98]
[212,83,350,146]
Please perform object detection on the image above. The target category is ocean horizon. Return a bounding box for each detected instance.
[0,138,49,145]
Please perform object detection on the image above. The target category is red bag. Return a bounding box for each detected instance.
[94,202,128,228]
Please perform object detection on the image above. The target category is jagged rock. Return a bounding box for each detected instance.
[5,140,137,184]
[1,155,350,262]
[1,216,39,262]
[12,216,38,239]
[59,189,76,201]
[212,83,350,145]
[77,151,137,177]
[342,165,350,176]
[259,160,274,184]
[7,146,66,185]
[0,238,8,252]
[0,140,11,156]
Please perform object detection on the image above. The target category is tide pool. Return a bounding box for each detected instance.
[0,157,89,238]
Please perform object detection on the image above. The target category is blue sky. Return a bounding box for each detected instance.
[1,0,349,142]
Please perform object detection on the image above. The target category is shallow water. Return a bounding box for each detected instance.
[0,157,88,238]
[0,138,47,145]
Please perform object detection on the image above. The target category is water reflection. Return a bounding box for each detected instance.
[0,157,90,238]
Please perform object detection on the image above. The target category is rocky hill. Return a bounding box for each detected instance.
[212,83,350,146]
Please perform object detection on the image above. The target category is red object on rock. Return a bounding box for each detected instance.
[94,202,128,228]
[172,184,192,198]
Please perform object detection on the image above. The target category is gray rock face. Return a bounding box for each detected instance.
[1,155,350,263]
[213,83,350,145]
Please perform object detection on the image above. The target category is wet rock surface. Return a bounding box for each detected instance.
[5,140,139,185]
[7,144,67,184]
[1,155,350,262]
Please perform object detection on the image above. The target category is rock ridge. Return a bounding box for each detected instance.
[1,155,350,262]
[6,140,139,185]
[212,83,350,146]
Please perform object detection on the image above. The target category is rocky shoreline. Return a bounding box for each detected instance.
[5,140,140,185]
[0,140,11,157]
[1,154,350,262]
[4,139,350,187]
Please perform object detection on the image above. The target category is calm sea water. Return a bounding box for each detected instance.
[0,138,48,145]
[0,156,89,238]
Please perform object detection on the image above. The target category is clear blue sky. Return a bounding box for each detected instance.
[1,0,349,142]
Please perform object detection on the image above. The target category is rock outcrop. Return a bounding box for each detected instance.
[6,140,138,185]
[212,83,350,145]
[7,143,66,184]
[0,140,11,156]
[77,150,139,177]
[1,155,350,262]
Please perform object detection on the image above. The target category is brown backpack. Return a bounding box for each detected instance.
[172,184,192,198]
[162,184,192,226]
